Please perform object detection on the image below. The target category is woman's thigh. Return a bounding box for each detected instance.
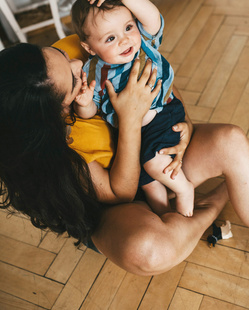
[92,201,188,275]
[92,184,227,276]
[92,123,249,275]
[182,123,240,186]
[183,123,249,223]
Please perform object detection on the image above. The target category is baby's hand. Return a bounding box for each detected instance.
[74,71,96,107]
[88,0,105,7]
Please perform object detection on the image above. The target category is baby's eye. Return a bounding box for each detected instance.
[126,24,133,31]
[106,36,115,43]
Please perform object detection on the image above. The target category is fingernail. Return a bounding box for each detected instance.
[173,125,178,129]
[159,150,163,154]
[148,58,152,62]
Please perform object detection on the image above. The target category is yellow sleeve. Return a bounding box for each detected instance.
[52,34,89,62]
[53,36,114,168]
[69,115,115,169]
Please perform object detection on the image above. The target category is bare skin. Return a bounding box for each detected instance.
[45,45,249,276]
[143,152,194,217]
[93,183,228,275]
[75,0,195,217]
[44,49,161,204]
[92,123,249,275]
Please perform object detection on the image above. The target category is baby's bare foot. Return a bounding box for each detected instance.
[175,182,194,217]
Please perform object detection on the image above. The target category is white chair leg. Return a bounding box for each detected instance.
[3,0,17,13]
[0,0,27,42]
[0,0,67,43]
[49,0,66,39]
[0,38,5,51]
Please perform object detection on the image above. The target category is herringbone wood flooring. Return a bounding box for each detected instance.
[0,0,249,309]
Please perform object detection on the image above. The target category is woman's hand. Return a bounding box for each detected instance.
[105,58,162,127]
[159,121,193,179]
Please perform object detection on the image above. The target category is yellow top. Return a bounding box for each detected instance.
[69,115,114,168]
[52,34,89,62]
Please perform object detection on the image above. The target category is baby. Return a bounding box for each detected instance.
[71,0,194,216]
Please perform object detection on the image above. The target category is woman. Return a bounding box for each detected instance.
[0,43,249,276]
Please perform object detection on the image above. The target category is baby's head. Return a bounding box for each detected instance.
[72,0,141,64]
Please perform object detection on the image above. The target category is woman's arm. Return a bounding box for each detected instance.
[88,59,161,203]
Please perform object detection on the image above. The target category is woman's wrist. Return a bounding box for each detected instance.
[118,113,143,131]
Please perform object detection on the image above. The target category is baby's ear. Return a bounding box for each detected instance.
[80,42,96,56]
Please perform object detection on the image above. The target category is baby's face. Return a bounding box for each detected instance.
[83,6,141,64]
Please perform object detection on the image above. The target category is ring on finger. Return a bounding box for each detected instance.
[147,82,154,91]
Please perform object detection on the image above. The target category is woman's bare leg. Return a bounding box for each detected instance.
[183,123,249,225]
[142,180,170,215]
[92,182,228,275]
[92,123,249,275]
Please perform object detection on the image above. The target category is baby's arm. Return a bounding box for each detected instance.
[89,0,161,36]
[122,0,161,35]
[74,71,97,119]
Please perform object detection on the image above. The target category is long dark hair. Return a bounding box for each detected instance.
[0,43,102,245]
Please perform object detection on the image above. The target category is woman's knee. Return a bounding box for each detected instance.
[215,124,248,157]
[94,203,178,275]
[227,125,248,148]
[216,124,246,144]
[119,224,177,275]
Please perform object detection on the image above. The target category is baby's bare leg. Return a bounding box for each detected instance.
[142,180,170,215]
[143,153,194,217]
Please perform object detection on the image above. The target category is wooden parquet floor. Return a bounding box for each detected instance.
[1,0,249,309]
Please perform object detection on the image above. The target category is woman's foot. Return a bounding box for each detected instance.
[195,181,229,216]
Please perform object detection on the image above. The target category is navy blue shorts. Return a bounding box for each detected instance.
[139,96,185,186]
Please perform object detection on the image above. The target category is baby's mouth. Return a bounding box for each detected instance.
[120,47,133,56]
